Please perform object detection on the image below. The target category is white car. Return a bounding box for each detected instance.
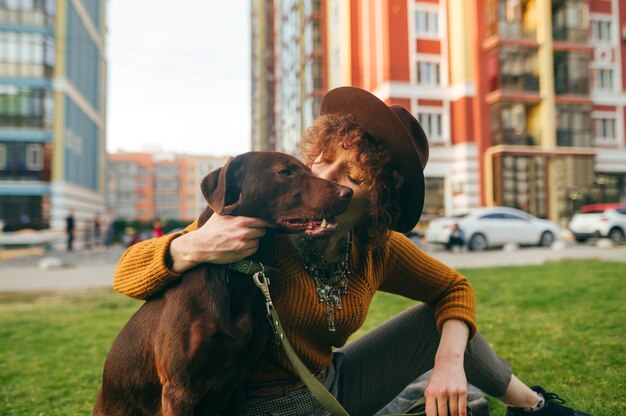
[568,204,626,244]
[425,207,561,251]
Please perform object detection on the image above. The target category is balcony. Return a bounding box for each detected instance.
[488,46,539,94]
[554,79,589,95]
[490,102,538,146]
[486,0,536,40]
[556,130,592,147]
[554,51,590,95]
[552,0,589,43]
[493,73,539,93]
[493,129,537,146]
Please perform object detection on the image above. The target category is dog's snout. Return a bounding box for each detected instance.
[338,186,353,200]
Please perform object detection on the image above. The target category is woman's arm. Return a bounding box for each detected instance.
[378,232,477,338]
[113,214,271,300]
[169,215,270,273]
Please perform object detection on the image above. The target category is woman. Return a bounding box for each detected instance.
[113,87,590,416]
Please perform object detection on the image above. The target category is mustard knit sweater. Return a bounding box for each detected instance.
[113,223,476,383]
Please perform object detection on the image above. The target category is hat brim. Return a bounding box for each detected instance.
[320,87,425,232]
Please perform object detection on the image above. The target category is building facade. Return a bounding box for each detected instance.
[0,0,106,232]
[107,152,229,222]
[251,0,626,224]
[250,0,327,155]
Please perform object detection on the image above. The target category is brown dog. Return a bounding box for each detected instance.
[93,151,352,416]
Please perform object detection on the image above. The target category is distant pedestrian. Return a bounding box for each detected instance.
[93,213,102,250]
[65,210,75,252]
[446,223,465,252]
[152,218,164,238]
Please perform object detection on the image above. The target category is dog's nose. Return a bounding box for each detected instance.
[338,186,353,200]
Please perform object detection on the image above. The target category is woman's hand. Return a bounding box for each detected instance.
[169,214,272,273]
[424,319,470,416]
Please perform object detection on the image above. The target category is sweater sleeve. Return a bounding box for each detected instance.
[113,221,199,300]
[378,232,477,339]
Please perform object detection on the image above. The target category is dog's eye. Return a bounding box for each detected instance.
[277,168,292,176]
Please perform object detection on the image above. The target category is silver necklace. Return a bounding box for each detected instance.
[296,233,352,332]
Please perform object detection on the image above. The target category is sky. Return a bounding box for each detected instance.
[106,0,251,157]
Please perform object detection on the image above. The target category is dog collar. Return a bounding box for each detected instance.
[229,259,277,275]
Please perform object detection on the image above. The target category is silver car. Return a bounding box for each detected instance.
[426,207,560,251]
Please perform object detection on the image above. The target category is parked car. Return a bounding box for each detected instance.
[568,204,626,244]
[425,207,560,251]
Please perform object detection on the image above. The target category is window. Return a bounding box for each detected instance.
[493,155,547,217]
[414,9,439,37]
[25,143,43,170]
[480,213,504,220]
[593,116,616,145]
[0,85,52,128]
[416,60,440,86]
[591,19,612,43]
[417,111,443,141]
[554,51,589,94]
[0,144,6,169]
[423,177,444,217]
[501,213,526,220]
[555,105,592,147]
[593,68,614,90]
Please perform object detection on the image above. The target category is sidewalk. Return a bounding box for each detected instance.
[0,244,625,292]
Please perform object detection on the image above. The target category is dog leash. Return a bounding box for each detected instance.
[241,262,471,416]
[251,268,350,416]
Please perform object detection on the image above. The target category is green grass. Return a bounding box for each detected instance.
[0,260,624,415]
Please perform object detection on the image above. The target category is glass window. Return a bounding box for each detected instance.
[25,143,43,170]
[593,68,614,90]
[593,116,616,145]
[480,213,504,219]
[591,19,612,43]
[554,51,589,95]
[416,60,440,86]
[418,111,443,141]
[423,177,444,218]
[501,213,525,220]
[414,9,439,37]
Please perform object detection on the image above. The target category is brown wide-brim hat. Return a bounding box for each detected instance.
[320,86,430,233]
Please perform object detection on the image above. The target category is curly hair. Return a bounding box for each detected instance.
[301,113,405,247]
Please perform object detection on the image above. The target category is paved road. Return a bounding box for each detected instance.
[0,243,625,292]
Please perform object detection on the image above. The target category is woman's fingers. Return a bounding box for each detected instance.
[436,393,449,416]
[425,395,438,416]
[458,389,468,416]
[425,388,468,416]
[447,391,458,416]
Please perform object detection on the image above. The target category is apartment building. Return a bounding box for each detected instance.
[107,152,229,222]
[0,0,107,231]
[251,0,626,223]
[251,0,327,155]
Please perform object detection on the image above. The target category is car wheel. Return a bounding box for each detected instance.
[539,231,555,247]
[608,227,625,244]
[468,233,488,251]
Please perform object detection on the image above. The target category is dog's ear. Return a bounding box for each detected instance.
[201,157,242,215]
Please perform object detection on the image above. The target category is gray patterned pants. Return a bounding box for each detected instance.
[243,303,512,416]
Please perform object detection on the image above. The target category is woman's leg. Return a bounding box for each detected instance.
[498,374,542,408]
[332,303,512,415]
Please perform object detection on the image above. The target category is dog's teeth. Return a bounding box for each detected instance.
[321,218,327,228]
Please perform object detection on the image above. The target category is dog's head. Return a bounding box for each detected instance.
[200,151,352,237]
